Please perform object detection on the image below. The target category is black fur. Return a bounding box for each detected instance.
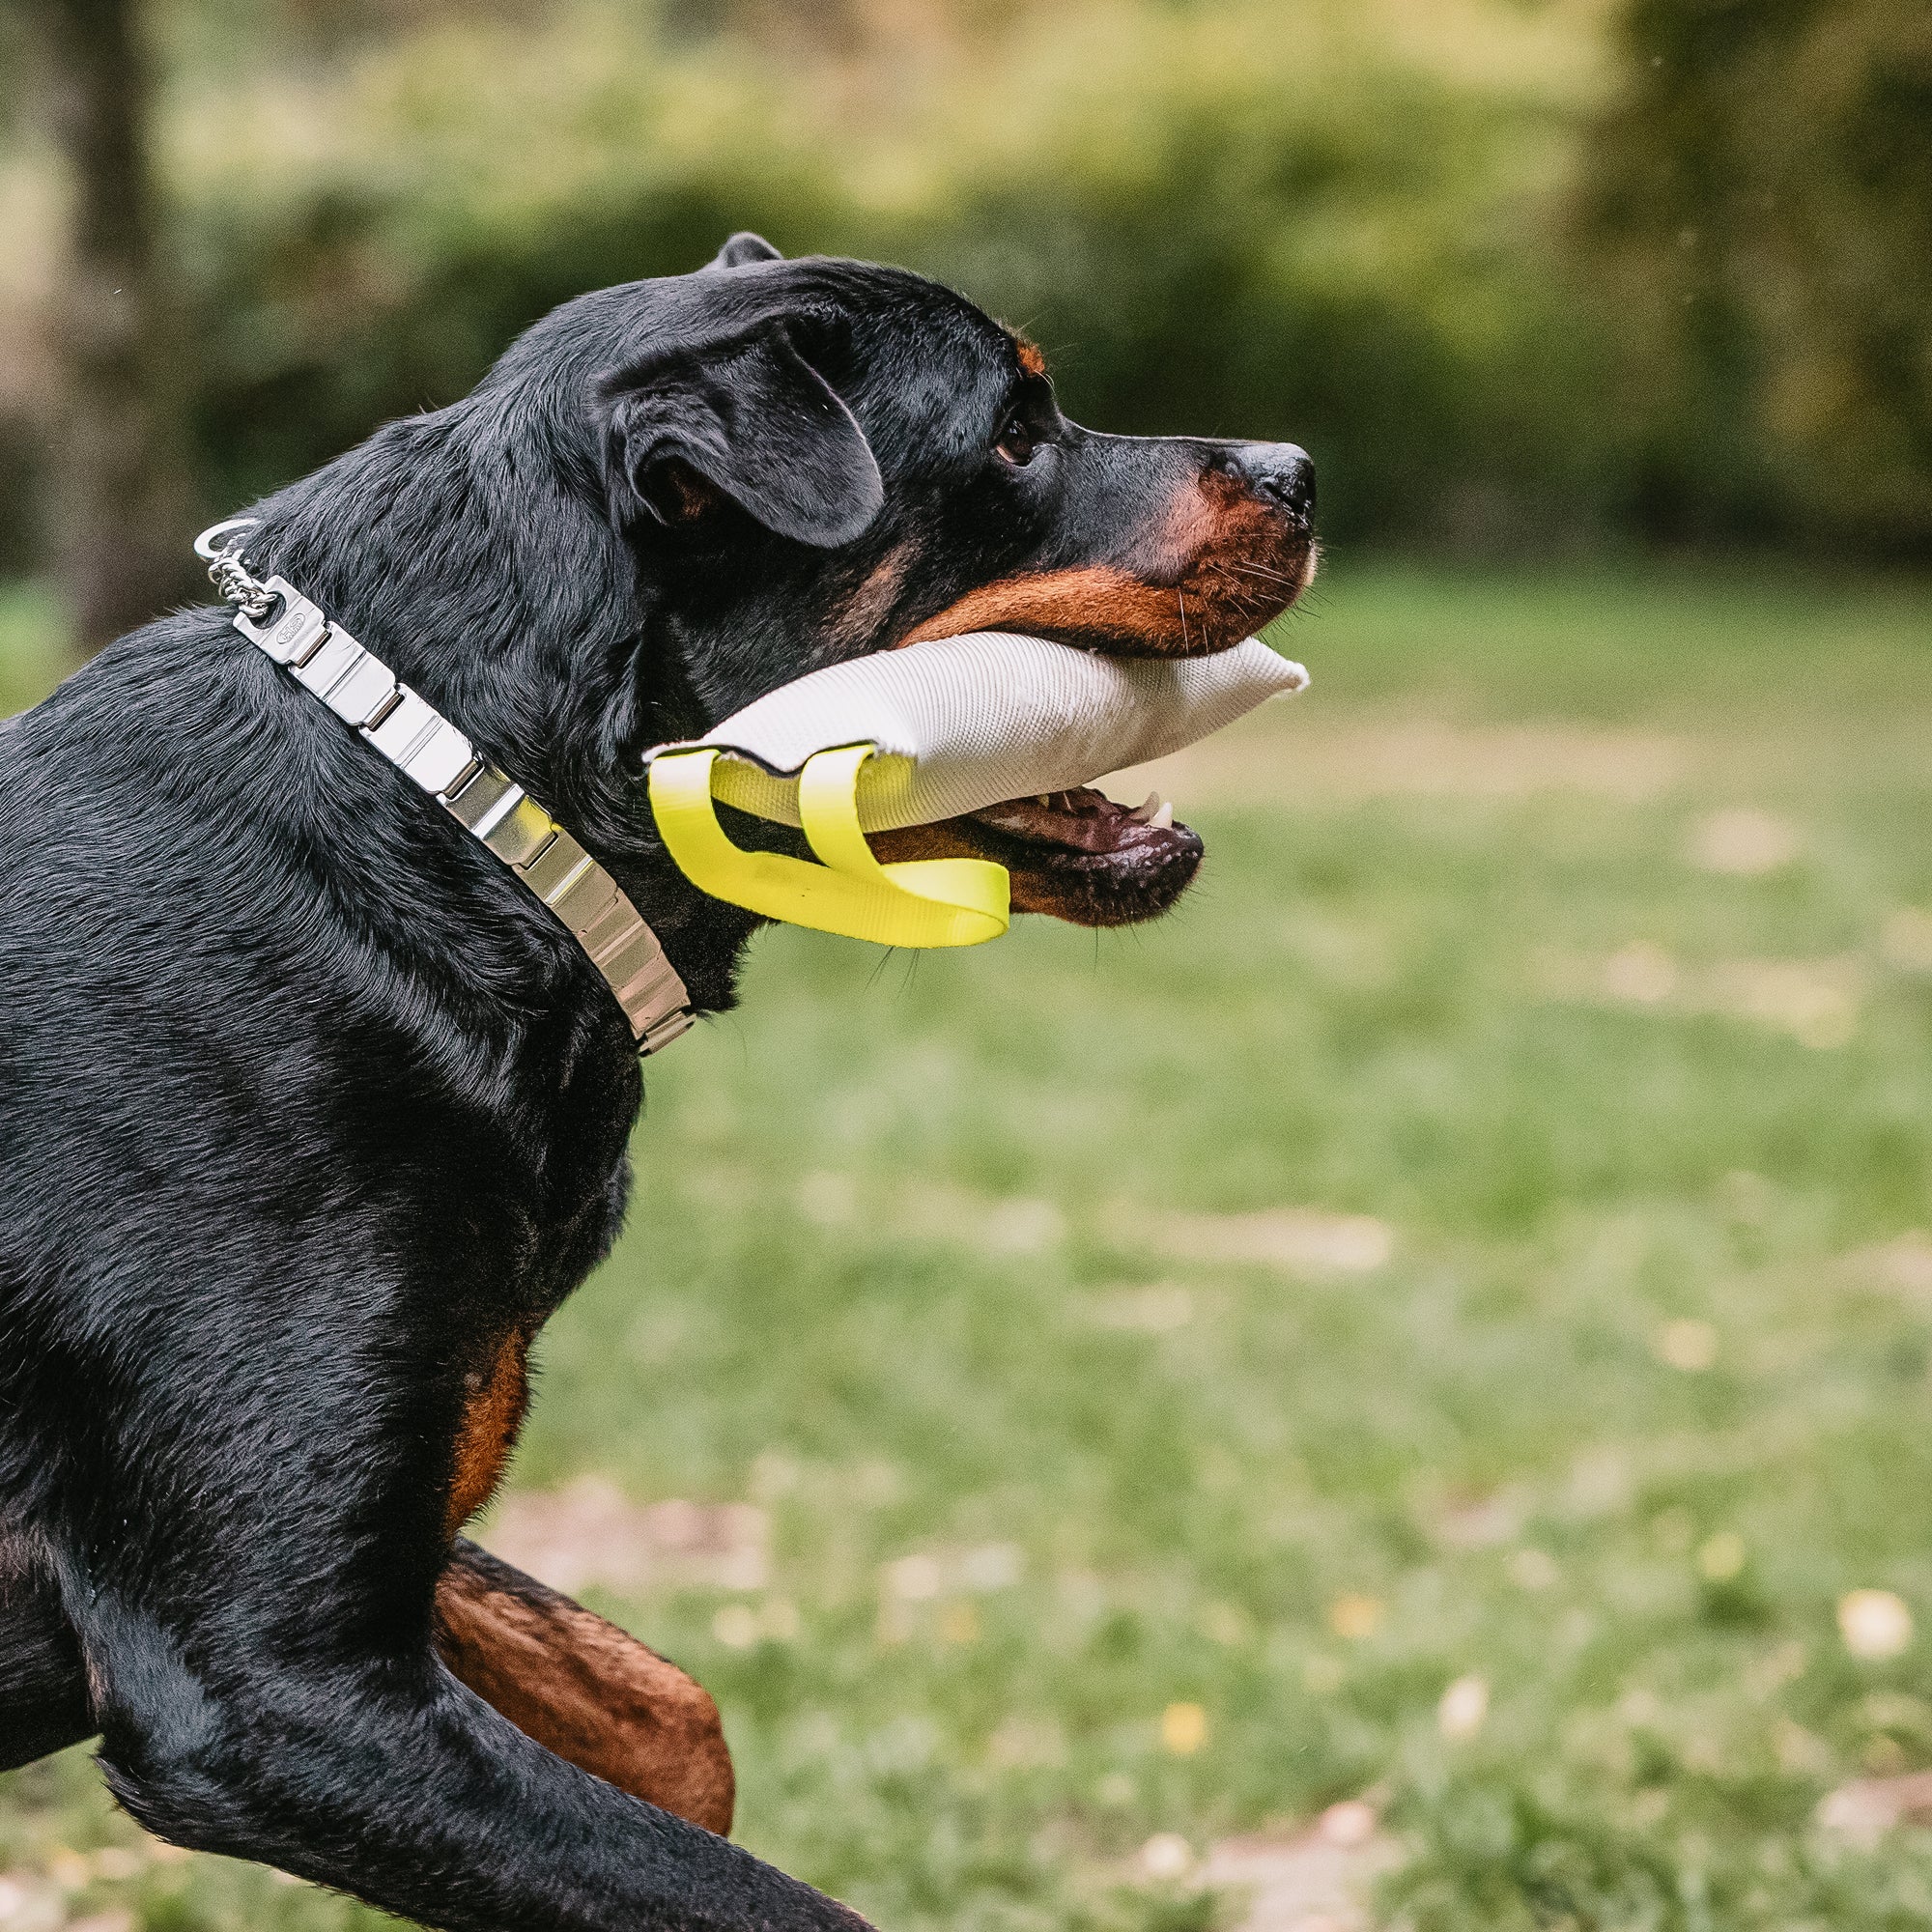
[0,241,1312,1929]
[1,1530,91,1774]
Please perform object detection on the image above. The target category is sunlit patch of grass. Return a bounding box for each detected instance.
[6,561,1932,1930]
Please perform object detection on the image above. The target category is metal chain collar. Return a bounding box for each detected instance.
[191,518,696,1056]
[195,516,280,622]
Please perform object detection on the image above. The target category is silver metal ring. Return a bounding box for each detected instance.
[193,515,261,562]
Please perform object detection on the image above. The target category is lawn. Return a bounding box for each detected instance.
[7,561,1932,1931]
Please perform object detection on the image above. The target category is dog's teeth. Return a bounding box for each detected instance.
[1151,800,1175,829]
[1127,790,1160,824]
[1037,794,1052,808]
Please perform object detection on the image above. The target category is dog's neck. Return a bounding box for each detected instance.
[240,396,761,1017]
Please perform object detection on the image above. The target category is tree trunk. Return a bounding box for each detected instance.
[28,0,198,661]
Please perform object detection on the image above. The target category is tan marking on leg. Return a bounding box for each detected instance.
[446,1332,530,1537]
[436,1541,735,1834]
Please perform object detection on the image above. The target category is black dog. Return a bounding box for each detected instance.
[0,233,1314,1930]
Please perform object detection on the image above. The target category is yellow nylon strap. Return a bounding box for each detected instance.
[648,745,1009,949]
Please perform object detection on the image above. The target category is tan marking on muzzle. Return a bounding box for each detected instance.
[897,565,1195,654]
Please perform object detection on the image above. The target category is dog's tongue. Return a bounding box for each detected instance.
[970,786,1178,854]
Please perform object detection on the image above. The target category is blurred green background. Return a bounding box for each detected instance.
[4,4,1932,1931]
[2,0,1929,625]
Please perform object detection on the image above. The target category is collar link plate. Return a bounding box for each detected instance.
[203,529,695,1055]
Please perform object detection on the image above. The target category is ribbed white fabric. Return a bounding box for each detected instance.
[660,632,1307,832]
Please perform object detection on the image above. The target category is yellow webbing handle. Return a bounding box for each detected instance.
[648,745,1009,948]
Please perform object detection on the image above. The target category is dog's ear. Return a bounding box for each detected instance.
[599,321,883,549]
[710,232,783,270]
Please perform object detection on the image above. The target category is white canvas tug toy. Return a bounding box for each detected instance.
[646,630,1307,948]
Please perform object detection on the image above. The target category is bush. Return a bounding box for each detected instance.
[22,0,1620,556]
[1577,0,1932,556]
[5,0,1923,568]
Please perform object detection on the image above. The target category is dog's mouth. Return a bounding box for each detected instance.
[972,786,1204,925]
[869,784,1203,928]
[867,534,1312,926]
[861,618,1264,927]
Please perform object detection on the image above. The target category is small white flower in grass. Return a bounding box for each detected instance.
[961,1543,1024,1591]
[1139,1833,1194,1881]
[986,1716,1065,1770]
[884,1553,943,1601]
[1437,1674,1490,1740]
[1690,808,1801,876]
[712,1604,760,1649]
[1776,1718,1833,1777]
[1709,957,1861,1049]
[1318,1799,1379,1846]
[1144,1208,1393,1275]
[749,1449,801,1500]
[1863,1231,1932,1300]
[1509,1548,1560,1591]
[981,1198,1065,1254]
[1839,1589,1914,1661]
[1603,941,1678,1005]
[1655,1318,1719,1372]
[1088,1284,1196,1332]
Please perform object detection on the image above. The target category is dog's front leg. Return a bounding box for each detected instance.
[57,1544,864,1932]
[3,1527,739,1839]
[437,1536,735,1835]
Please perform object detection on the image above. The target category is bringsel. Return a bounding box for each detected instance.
[645,631,1308,949]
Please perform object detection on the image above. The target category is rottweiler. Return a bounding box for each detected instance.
[0,233,1315,1930]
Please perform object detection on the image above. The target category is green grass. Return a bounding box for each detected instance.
[8,561,1932,1931]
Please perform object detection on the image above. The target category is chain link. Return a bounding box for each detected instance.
[192,516,280,623]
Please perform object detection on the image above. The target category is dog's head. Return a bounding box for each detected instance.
[270,235,1315,1002]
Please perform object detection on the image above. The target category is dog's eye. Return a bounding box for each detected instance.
[994,414,1039,468]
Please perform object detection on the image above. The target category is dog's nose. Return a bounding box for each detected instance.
[1232,443,1316,523]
